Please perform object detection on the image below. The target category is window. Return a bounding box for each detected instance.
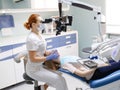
[31,0,69,11]
[106,0,120,34]
[31,0,58,9]
[0,0,69,14]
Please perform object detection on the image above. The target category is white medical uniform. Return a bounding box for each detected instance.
[26,32,68,90]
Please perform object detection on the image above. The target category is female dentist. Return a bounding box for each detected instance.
[24,14,68,90]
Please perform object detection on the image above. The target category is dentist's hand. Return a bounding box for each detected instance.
[46,52,59,61]
[51,49,58,54]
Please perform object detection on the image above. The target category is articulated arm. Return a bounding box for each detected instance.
[92,38,120,53]
[58,0,101,17]
[91,38,120,61]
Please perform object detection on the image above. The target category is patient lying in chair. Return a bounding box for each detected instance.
[14,44,120,82]
[42,44,120,81]
[62,59,120,81]
[44,55,119,81]
[61,44,120,81]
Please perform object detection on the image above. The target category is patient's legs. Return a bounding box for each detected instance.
[91,60,120,80]
[62,62,96,80]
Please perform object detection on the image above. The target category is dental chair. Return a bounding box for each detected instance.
[60,56,120,90]
[14,51,41,90]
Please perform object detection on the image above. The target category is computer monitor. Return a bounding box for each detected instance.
[0,15,14,29]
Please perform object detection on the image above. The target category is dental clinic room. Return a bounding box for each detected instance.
[1,0,120,90]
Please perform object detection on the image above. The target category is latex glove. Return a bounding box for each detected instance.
[51,49,58,54]
[46,52,59,61]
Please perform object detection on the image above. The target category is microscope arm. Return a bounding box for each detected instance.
[58,0,101,17]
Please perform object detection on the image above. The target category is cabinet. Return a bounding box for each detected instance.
[0,45,16,89]
[12,43,26,83]
[0,30,78,89]
[46,31,78,56]
[0,38,26,89]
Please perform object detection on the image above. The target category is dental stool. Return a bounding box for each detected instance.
[23,73,41,90]
[14,51,41,90]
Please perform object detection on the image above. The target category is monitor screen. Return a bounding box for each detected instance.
[0,15,14,29]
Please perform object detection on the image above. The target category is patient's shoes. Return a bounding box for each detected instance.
[44,84,48,90]
[38,84,48,90]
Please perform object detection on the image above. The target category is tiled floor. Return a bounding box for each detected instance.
[1,82,33,90]
[1,73,88,90]
[2,82,55,90]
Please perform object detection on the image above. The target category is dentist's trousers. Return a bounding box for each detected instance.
[27,66,68,90]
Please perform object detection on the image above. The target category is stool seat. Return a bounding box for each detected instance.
[23,73,41,90]
[82,47,92,53]
[23,73,35,84]
[23,73,34,81]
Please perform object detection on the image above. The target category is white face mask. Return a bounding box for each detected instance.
[37,16,45,32]
[37,23,45,31]
[40,24,45,31]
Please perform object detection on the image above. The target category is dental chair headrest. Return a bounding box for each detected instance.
[14,50,28,63]
[111,43,120,62]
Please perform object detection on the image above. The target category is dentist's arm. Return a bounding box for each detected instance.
[44,49,59,56]
[29,50,59,63]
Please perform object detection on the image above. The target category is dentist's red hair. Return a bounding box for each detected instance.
[24,14,40,30]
